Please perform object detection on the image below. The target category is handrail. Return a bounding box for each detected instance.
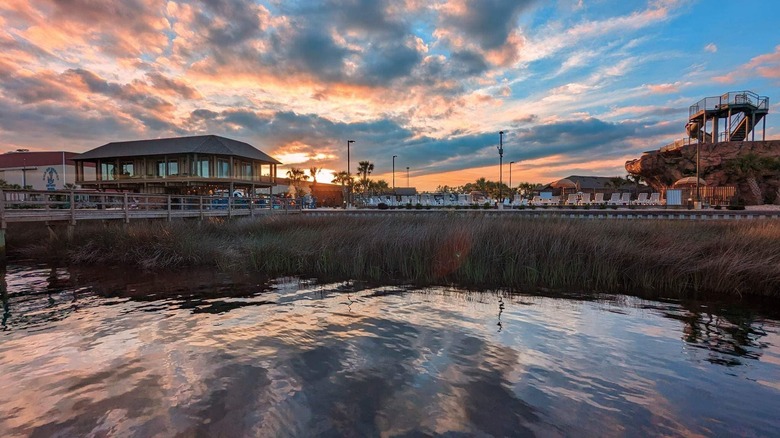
[0,189,302,223]
[689,91,769,117]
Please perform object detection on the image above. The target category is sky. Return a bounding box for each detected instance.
[1,0,778,190]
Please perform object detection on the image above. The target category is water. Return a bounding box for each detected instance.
[1,265,779,437]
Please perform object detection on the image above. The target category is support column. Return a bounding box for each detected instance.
[751,113,756,141]
[727,109,732,141]
[763,116,767,141]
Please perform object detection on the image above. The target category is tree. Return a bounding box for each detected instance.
[516,182,540,198]
[308,167,321,184]
[286,167,309,198]
[369,179,389,194]
[605,176,627,189]
[331,171,351,186]
[356,161,374,193]
[625,174,645,195]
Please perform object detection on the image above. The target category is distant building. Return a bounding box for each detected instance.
[73,135,281,194]
[0,150,95,190]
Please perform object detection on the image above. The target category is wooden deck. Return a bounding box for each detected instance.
[0,189,300,227]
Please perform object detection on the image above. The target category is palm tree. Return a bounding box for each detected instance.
[625,174,644,196]
[308,167,321,184]
[369,179,389,194]
[356,161,374,193]
[285,167,309,198]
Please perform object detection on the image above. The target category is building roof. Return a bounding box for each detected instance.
[74,135,281,164]
[0,151,84,169]
[542,175,633,190]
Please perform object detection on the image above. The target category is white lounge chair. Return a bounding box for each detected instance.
[620,193,631,205]
[566,194,578,205]
[607,193,621,205]
[633,193,649,205]
[580,193,591,205]
[592,193,606,205]
[648,193,661,205]
[550,196,560,205]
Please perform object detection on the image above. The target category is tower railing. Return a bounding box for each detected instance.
[689,91,769,117]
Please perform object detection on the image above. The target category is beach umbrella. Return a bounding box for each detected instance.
[673,177,706,188]
[551,178,577,197]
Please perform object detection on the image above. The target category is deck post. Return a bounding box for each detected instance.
[167,195,172,222]
[69,191,76,226]
[123,192,129,224]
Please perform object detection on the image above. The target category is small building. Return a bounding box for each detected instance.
[0,150,96,190]
[73,135,281,194]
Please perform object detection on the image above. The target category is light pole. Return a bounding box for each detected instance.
[498,131,505,203]
[509,161,514,200]
[347,140,355,208]
[406,166,410,187]
[392,155,397,189]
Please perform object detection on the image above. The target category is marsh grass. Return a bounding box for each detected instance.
[8,215,780,298]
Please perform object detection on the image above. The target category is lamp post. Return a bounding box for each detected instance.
[509,161,514,200]
[406,167,410,187]
[392,155,397,189]
[347,140,355,208]
[498,131,505,203]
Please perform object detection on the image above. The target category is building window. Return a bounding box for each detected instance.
[157,161,166,177]
[197,159,210,177]
[217,159,229,178]
[168,161,179,176]
[242,162,252,180]
[121,162,134,178]
[101,163,116,181]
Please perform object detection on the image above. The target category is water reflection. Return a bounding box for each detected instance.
[0,266,778,436]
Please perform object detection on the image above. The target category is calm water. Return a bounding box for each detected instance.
[1,266,779,437]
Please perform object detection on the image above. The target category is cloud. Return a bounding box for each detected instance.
[704,43,717,53]
[714,45,780,83]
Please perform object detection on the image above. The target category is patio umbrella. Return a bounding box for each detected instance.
[672,177,706,188]
[551,178,577,197]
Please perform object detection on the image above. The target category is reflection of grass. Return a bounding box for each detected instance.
[9,216,780,297]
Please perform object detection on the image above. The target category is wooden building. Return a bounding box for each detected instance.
[73,135,281,194]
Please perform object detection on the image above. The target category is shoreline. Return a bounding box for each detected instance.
[6,215,780,300]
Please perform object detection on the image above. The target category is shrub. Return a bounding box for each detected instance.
[377,202,389,210]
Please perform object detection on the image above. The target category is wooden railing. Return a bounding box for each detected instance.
[0,189,301,225]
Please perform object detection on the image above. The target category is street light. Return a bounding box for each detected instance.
[347,140,355,208]
[406,166,410,187]
[498,131,505,203]
[392,155,397,189]
[509,161,515,199]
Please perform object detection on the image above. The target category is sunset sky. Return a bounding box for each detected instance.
[1,0,778,190]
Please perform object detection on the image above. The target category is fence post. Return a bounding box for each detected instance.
[69,190,76,226]
[167,195,172,222]
[228,195,233,219]
[123,192,129,224]
[250,194,254,217]
[199,196,204,221]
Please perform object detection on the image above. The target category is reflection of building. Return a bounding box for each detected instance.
[73,135,281,194]
[0,150,95,190]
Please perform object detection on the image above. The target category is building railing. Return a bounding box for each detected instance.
[0,189,301,224]
[77,174,276,184]
[689,91,769,117]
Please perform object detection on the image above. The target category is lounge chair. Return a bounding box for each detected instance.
[633,193,649,205]
[592,193,606,205]
[580,193,591,205]
[607,193,621,205]
[566,194,578,205]
[550,196,560,205]
[648,193,661,205]
[620,193,631,205]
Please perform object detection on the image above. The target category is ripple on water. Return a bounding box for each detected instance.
[0,265,779,436]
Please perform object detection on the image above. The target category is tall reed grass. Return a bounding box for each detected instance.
[9,215,780,298]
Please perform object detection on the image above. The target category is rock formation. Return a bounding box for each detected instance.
[625,140,780,205]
